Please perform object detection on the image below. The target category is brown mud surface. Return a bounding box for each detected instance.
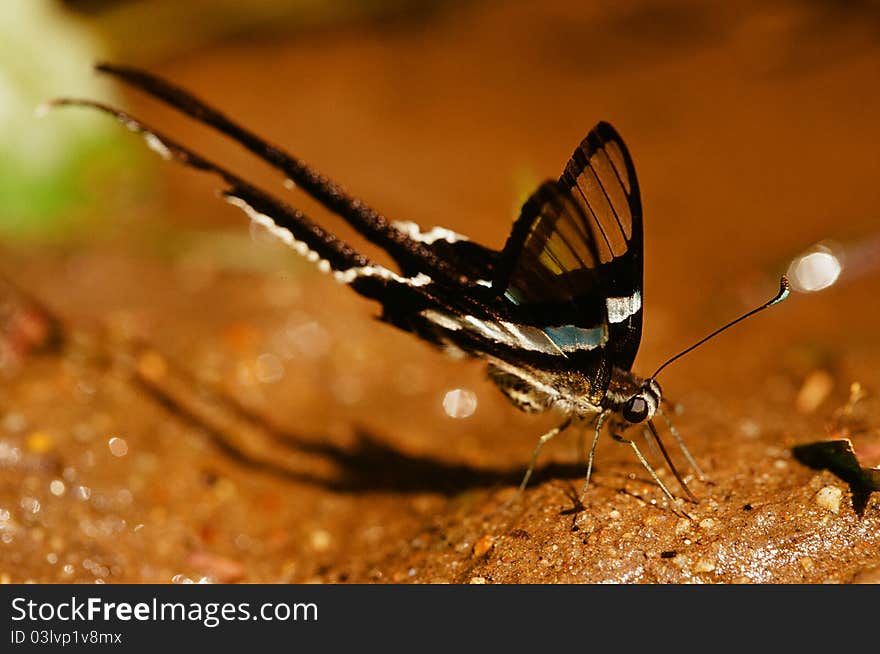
[2,1,880,583]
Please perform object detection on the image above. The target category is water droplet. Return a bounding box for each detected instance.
[255,353,284,384]
[46,553,58,565]
[0,441,21,466]
[20,497,40,514]
[108,437,129,457]
[49,480,66,496]
[787,244,843,293]
[442,388,478,419]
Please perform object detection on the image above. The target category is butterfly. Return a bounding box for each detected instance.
[49,64,789,509]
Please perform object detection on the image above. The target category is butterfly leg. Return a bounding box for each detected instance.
[645,420,698,503]
[517,416,574,494]
[579,410,610,503]
[657,407,709,482]
[611,431,685,510]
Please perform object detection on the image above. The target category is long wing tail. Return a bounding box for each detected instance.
[47,97,435,303]
[92,63,498,284]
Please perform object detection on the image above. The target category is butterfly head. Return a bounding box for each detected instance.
[620,378,662,424]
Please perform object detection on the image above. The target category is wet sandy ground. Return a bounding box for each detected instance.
[2,0,880,583]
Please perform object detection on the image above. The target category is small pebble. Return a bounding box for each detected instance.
[188,552,245,583]
[815,486,842,514]
[795,370,834,414]
[671,554,690,570]
[473,535,494,558]
[694,559,716,573]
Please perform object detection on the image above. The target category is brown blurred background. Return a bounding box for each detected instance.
[1,0,879,583]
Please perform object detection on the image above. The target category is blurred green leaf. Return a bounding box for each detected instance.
[0,0,146,242]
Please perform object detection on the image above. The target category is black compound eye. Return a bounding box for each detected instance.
[623,396,649,423]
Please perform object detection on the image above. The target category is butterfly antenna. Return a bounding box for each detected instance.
[651,275,790,379]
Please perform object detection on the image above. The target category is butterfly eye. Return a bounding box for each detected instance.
[623,396,649,423]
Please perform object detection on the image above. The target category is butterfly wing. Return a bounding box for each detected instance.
[557,121,643,370]
[491,122,644,396]
[390,220,499,284]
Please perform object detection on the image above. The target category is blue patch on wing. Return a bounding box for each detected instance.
[542,325,607,352]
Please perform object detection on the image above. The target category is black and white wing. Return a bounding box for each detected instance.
[556,121,643,371]
[389,220,499,284]
[55,68,643,411]
[486,122,643,402]
[409,122,644,408]
[90,63,498,289]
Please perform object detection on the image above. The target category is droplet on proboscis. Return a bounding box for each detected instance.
[787,243,842,293]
